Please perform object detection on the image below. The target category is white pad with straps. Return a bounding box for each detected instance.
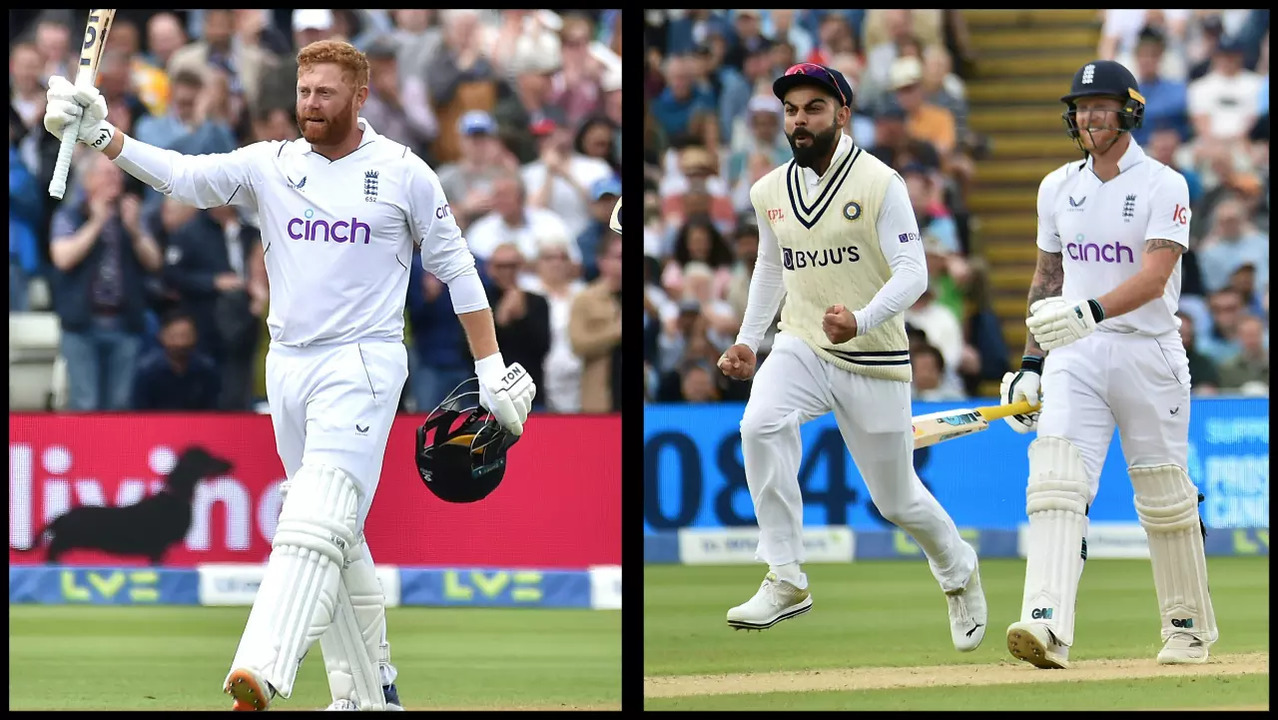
[1130,464,1218,645]
[321,538,390,710]
[1021,436,1091,647]
[226,464,360,698]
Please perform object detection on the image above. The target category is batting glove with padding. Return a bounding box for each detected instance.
[475,354,536,436]
[44,75,115,151]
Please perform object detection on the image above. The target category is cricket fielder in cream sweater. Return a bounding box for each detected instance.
[717,63,986,650]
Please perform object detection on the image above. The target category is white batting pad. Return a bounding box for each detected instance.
[321,539,389,710]
[1130,465,1218,645]
[1021,436,1090,647]
[227,464,361,698]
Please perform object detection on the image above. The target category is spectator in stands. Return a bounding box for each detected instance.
[132,309,221,411]
[360,36,438,159]
[891,55,955,158]
[725,221,760,327]
[1217,314,1269,392]
[257,9,338,117]
[1199,288,1248,364]
[805,12,859,68]
[1195,197,1268,293]
[425,10,499,166]
[406,255,470,413]
[1130,28,1190,145]
[168,8,276,121]
[549,14,608,130]
[483,243,551,408]
[158,199,238,360]
[466,174,574,266]
[10,115,42,312]
[1101,9,1192,81]
[206,205,266,411]
[134,70,236,156]
[569,232,622,412]
[650,54,716,142]
[862,10,921,112]
[10,43,48,131]
[95,47,152,136]
[105,18,167,120]
[531,231,586,413]
[903,164,967,318]
[681,261,738,352]
[825,52,879,148]
[718,40,776,144]
[252,105,300,144]
[1176,310,1221,395]
[676,360,722,403]
[494,43,568,165]
[1188,36,1264,143]
[435,111,515,232]
[34,17,73,81]
[1228,262,1267,318]
[1146,125,1204,202]
[868,101,941,171]
[576,115,621,176]
[145,12,188,71]
[524,122,615,241]
[577,176,622,282]
[661,217,734,303]
[659,144,737,233]
[49,154,163,411]
[921,44,968,138]
[911,343,963,401]
[959,259,1011,397]
[905,286,965,398]
[726,95,791,188]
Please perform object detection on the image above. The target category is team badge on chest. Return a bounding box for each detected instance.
[842,201,862,221]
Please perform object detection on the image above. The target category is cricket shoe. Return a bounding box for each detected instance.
[1158,632,1210,665]
[945,563,987,652]
[1006,621,1070,669]
[323,684,405,711]
[726,572,812,630]
[226,666,277,711]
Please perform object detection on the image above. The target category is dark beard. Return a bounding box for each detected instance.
[787,123,841,169]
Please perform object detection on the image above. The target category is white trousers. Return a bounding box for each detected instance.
[740,333,975,591]
[265,341,408,527]
[1038,331,1191,501]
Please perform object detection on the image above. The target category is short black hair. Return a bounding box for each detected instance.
[160,307,197,330]
[913,343,945,374]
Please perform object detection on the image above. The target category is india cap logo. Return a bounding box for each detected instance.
[843,202,862,221]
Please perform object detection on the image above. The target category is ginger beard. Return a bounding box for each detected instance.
[295,66,363,147]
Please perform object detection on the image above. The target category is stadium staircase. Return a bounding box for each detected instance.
[962,9,1103,394]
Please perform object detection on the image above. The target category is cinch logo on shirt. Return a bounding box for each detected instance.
[781,246,860,270]
[287,208,372,244]
[1066,239,1134,264]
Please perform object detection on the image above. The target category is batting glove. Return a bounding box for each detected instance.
[1027,297,1104,352]
[1000,356,1043,434]
[475,353,536,436]
[44,75,116,151]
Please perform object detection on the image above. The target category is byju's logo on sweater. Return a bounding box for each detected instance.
[287,208,372,244]
[781,245,860,270]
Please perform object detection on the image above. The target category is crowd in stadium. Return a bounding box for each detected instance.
[641,9,1269,404]
[10,8,623,414]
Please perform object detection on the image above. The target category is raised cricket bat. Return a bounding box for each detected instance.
[912,400,1040,449]
[48,9,116,200]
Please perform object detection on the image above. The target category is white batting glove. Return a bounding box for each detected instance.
[475,354,536,436]
[44,75,116,151]
[1027,297,1104,352]
[999,357,1043,434]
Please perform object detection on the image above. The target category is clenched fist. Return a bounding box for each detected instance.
[717,343,757,381]
[43,75,115,151]
[822,304,858,344]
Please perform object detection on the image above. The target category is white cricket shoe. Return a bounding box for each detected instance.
[1158,632,1210,664]
[946,563,987,652]
[726,572,812,630]
[1007,621,1070,669]
[325,699,359,711]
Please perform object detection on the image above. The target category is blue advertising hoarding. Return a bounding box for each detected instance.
[644,398,1269,534]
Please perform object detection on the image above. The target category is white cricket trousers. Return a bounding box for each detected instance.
[265,340,408,528]
[740,333,975,591]
[1038,330,1191,500]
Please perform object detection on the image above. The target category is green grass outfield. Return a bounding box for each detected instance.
[9,606,620,711]
[645,557,1268,710]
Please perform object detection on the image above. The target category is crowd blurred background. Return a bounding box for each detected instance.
[10,8,623,414]
[642,9,1269,405]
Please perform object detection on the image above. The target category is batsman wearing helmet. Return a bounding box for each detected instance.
[716,62,986,651]
[1001,60,1215,669]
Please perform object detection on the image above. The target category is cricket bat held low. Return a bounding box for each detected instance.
[912,400,1040,449]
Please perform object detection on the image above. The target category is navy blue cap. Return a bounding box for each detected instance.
[773,62,854,108]
[591,175,621,201]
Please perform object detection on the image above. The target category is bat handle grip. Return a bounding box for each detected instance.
[49,117,82,200]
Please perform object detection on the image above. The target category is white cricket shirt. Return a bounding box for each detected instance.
[1036,140,1191,336]
[114,118,486,347]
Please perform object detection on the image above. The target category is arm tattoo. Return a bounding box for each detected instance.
[1024,250,1064,357]
[1145,238,1185,256]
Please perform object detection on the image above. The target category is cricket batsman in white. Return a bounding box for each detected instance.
[44,40,536,709]
[717,62,986,651]
[1001,59,1216,669]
